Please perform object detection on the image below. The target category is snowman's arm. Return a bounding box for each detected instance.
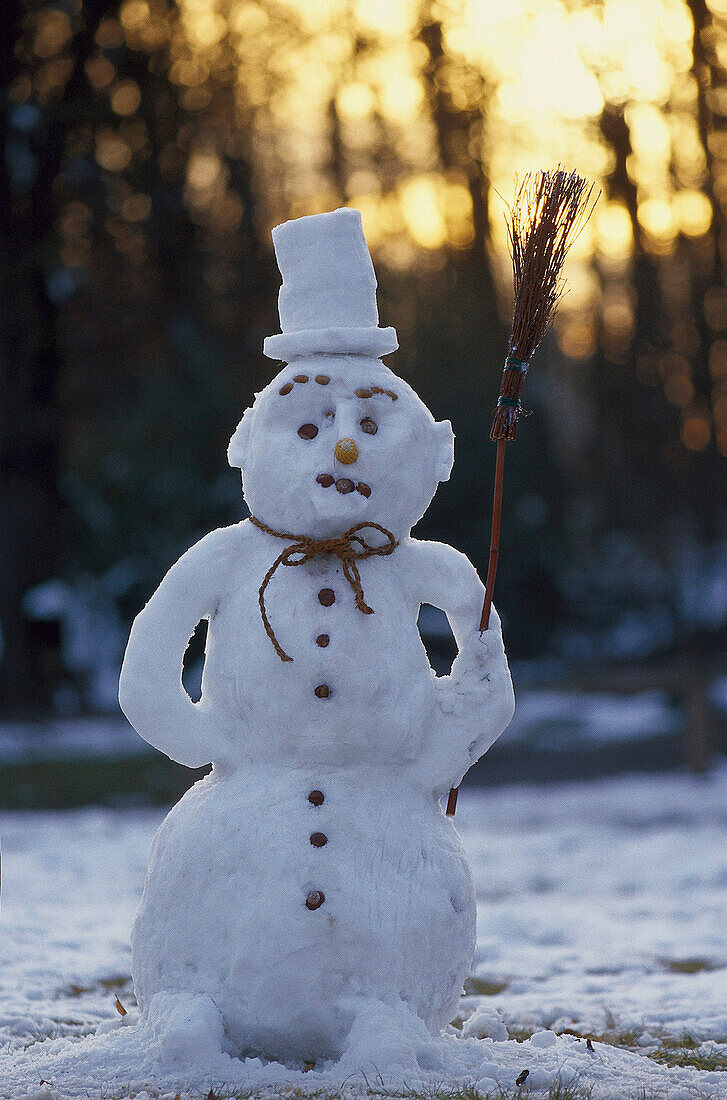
[118,527,235,768]
[406,540,515,795]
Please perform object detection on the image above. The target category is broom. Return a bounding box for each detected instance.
[446,168,598,818]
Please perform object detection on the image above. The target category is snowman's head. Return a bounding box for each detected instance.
[228,355,454,539]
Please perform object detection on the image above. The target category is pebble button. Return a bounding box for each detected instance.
[308,790,324,806]
[316,633,329,647]
[316,473,334,487]
[335,478,355,494]
[314,684,330,698]
[310,832,328,847]
[356,482,371,497]
[306,890,325,910]
[318,588,335,606]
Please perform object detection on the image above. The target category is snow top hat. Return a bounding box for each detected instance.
[263,208,398,362]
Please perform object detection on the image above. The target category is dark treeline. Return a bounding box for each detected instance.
[2,0,727,713]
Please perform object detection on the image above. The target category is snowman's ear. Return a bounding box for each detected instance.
[228,407,254,469]
[434,418,455,483]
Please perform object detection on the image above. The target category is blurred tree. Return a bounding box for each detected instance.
[0,0,69,708]
[1,0,275,709]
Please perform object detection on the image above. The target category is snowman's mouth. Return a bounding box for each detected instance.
[316,474,372,498]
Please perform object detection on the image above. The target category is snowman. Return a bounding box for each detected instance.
[119,208,515,1068]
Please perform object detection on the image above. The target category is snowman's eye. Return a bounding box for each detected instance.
[298,423,318,440]
[360,417,377,435]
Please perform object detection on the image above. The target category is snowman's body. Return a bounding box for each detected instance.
[190,528,441,766]
[120,209,514,1066]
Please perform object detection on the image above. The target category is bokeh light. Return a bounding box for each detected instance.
[12,0,727,460]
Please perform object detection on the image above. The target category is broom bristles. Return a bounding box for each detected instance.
[491,168,598,441]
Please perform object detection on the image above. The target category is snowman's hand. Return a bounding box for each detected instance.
[403,540,515,794]
[447,605,508,705]
[119,525,238,768]
[446,607,515,743]
[426,606,514,787]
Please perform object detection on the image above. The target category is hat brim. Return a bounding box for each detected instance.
[264,326,398,361]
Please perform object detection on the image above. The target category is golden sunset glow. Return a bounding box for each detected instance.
[147,1,705,268]
[28,0,723,452]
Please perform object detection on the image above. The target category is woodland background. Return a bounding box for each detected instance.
[2,0,727,725]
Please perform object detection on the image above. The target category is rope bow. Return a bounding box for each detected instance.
[249,515,399,662]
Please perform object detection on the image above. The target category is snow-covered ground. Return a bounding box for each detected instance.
[1,766,726,1098]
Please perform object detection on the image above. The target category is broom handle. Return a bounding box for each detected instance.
[479,437,506,632]
[446,438,506,818]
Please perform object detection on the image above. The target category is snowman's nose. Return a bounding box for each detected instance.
[334,438,358,464]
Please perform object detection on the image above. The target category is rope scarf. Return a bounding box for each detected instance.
[249,515,399,662]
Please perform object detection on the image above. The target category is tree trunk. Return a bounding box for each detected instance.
[0,1,64,710]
